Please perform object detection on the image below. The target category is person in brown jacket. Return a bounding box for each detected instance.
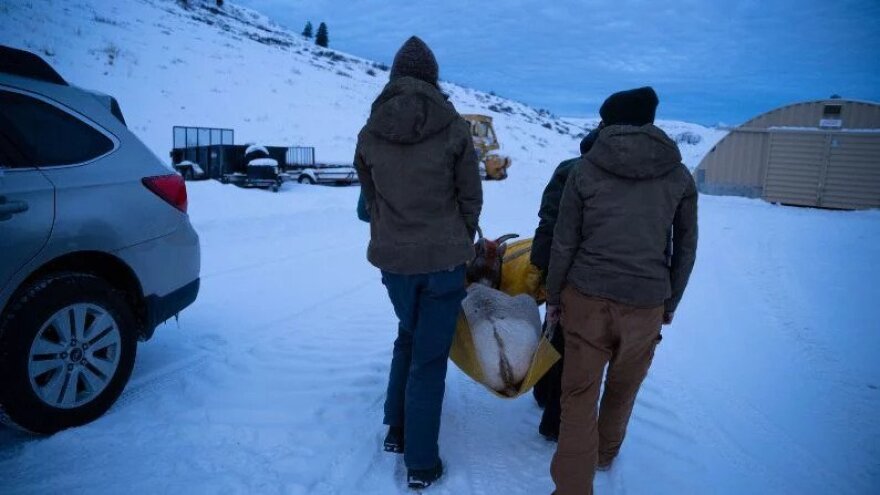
[354,36,483,490]
[544,87,698,495]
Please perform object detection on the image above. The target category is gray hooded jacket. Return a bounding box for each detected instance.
[354,77,483,275]
[545,124,698,312]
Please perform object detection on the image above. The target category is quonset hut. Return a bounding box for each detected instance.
[695,98,880,209]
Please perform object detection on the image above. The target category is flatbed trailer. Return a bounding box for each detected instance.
[283,163,358,185]
[170,125,325,187]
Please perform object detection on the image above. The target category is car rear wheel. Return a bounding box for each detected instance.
[0,273,137,434]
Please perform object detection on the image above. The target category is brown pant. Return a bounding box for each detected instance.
[550,287,663,495]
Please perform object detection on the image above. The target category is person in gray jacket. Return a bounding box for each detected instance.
[354,36,482,490]
[531,127,601,442]
[544,87,698,495]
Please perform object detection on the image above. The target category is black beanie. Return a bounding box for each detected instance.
[390,36,439,86]
[599,87,659,126]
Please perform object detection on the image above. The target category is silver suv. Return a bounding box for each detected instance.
[0,46,200,433]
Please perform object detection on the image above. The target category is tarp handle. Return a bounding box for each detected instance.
[543,321,558,342]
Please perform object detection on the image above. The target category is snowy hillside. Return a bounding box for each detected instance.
[2,1,879,495]
[0,0,723,172]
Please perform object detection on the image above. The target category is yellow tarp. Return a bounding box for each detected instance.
[450,237,560,398]
[498,238,546,304]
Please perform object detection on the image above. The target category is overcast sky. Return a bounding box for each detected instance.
[237,0,880,125]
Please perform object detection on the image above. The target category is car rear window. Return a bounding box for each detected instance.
[0,90,114,167]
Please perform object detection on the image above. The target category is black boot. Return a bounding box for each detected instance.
[532,379,548,409]
[537,366,562,442]
[538,325,564,441]
[384,425,404,454]
[408,460,443,489]
[538,412,559,442]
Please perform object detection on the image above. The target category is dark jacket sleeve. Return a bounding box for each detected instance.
[353,133,375,223]
[531,158,577,277]
[666,172,699,313]
[356,190,370,222]
[453,122,483,240]
[545,166,584,305]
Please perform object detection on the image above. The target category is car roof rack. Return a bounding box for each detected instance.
[0,45,68,86]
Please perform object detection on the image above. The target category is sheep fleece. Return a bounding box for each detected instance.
[462,284,542,395]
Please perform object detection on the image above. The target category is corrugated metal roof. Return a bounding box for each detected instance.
[742,99,880,129]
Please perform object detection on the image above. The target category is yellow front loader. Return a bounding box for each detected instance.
[462,114,512,180]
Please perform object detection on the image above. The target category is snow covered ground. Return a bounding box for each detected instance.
[2,180,879,495]
[1,1,879,494]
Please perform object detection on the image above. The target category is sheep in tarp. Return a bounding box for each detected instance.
[451,236,559,398]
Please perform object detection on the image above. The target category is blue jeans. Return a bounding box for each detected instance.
[381,265,466,470]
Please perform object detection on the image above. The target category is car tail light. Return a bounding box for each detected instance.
[142,174,188,213]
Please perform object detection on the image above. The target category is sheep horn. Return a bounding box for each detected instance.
[494,233,519,245]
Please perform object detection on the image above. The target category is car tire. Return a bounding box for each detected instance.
[298,175,315,185]
[0,273,138,434]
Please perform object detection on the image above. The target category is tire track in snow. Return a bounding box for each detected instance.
[115,352,210,409]
[590,376,704,495]
[679,259,799,493]
[665,258,834,493]
[310,391,393,495]
[247,294,405,493]
[200,242,353,280]
[658,372,784,490]
[625,381,705,470]
[713,230,874,492]
[243,277,377,340]
[454,377,495,495]
[678,365,846,493]
[449,372,554,495]
[751,236,844,379]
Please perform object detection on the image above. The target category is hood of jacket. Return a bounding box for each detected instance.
[586,124,682,180]
[365,76,458,145]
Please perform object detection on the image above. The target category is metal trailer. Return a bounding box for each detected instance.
[170,126,235,179]
[219,145,285,192]
[284,164,359,185]
[169,126,297,190]
[220,162,283,192]
[278,146,358,185]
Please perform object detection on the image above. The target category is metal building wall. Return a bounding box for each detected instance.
[823,134,880,209]
[697,130,768,196]
[697,99,880,209]
[762,133,828,206]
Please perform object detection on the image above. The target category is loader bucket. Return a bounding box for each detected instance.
[484,154,512,180]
